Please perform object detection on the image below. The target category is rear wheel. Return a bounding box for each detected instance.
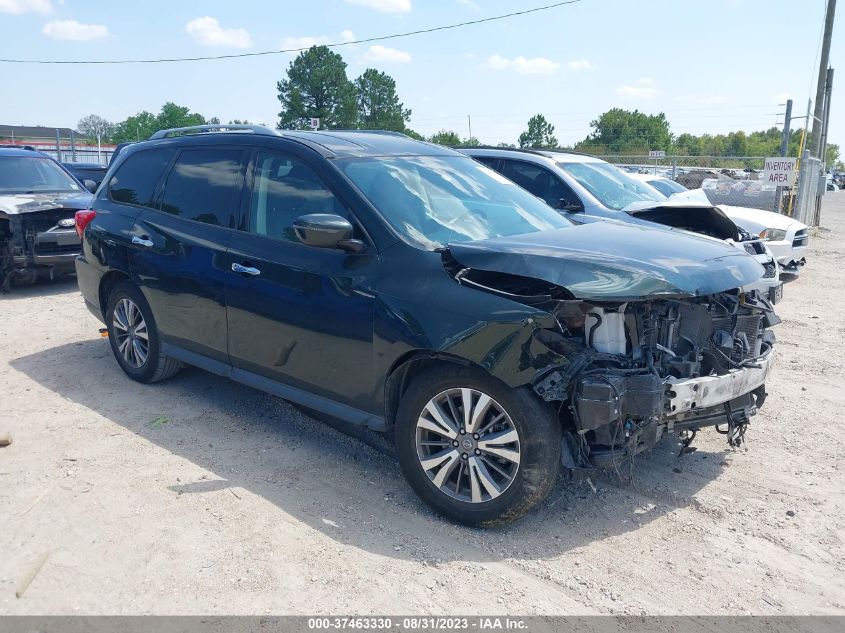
[395,365,561,526]
[105,281,181,383]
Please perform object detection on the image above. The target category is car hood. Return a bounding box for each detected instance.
[447,222,764,301]
[716,204,805,234]
[0,191,93,216]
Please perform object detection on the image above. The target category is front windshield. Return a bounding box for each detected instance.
[0,156,81,194]
[337,155,571,249]
[648,178,688,197]
[558,161,664,210]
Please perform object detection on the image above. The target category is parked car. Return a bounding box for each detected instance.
[76,126,777,526]
[627,173,808,275]
[461,148,783,303]
[0,146,95,289]
[63,162,109,189]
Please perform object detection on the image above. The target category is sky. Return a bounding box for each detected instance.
[0,0,840,150]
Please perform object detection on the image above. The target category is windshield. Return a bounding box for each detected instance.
[337,156,571,249]
[0,156,81,194]
[558,161,664,210]
[648,178,688,197]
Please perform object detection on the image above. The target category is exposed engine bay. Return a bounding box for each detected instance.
[451,262,779,470]
[0,208,80,291]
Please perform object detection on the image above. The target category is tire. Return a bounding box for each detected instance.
[105,281,181,383]
[395,364,561,527]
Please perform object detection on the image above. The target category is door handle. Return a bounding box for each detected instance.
[231,262,261,276]
[132,235,153,247]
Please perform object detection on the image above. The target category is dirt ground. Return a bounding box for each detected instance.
[1,195,844,616]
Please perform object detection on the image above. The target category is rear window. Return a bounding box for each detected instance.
[159,148,245,228]
[108,148,175,207]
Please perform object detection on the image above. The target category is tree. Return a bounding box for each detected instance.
[825,143,840,166]
[110,111,157,143]
[518,114,558,149]
[110,103,208,143]
[578,108,671,154]
[277,46,357,129]
[355,68,411,131]
[77,114,113,161]
[156,102,206,131]
[428,130,462,146]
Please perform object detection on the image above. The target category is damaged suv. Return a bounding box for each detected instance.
[75,126,777,526]
[1,146,96,289]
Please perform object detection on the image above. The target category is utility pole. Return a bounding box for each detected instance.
[467,115,473,142]
[820,67,835,164]
[811,0,837,158]
[780,99,793,156]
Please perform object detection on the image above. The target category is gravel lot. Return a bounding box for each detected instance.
[1,194,844,616]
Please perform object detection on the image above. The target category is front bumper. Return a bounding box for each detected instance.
[11,227,80,272]
[767,227,808,274]
[665,345,775,416]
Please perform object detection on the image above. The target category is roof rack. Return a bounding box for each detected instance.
[324,129,409,138]
[458,145,595,158]
[149,124,281,140]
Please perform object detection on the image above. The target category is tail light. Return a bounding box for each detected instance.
[75,209,97,239]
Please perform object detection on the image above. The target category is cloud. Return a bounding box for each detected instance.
[484,54,560,75]
[674,94,727,105]
[345,0,411,13]
[280,30,356,50]
[616,78,657,98]
[363,45,411,63]
[772,92,795,105]
[186,16,252,48]
[0,0,51,14]
[42,19,108,41]
[566,58,595,71]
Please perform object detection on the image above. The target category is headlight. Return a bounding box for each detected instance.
[759,228,787,241]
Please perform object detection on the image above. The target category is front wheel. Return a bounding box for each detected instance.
[395,365,561,526]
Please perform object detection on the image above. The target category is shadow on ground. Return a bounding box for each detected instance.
[1,275,79,300]
[10,338,732,563]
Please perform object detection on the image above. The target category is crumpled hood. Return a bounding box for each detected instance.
[0,191,93,216]
[447,222,764,301]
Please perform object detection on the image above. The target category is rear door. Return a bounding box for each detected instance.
[133,146,247,364]
[224,148,377,407]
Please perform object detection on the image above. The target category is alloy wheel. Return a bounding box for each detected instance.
[415,388,521,504]
[112,297,149,368]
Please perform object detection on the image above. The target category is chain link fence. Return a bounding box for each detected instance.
[595,154,829,218]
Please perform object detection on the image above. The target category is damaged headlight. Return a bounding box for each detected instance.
[759,228,787,242]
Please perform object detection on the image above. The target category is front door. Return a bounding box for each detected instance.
[224,149,377,410]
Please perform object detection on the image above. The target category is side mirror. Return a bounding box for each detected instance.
[293,214,365,253]
[557,198,583,213]
[83,179,98,193]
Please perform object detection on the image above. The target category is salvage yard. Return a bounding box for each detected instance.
[1,194,844,616]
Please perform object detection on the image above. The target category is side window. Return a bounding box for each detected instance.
[248,151,347,242]
[159,148,245,228]
[108,148,175,207]
[502,160,581,209]
[474,156,502,172]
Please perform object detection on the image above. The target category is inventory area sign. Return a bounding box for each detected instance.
[762,157,797,185]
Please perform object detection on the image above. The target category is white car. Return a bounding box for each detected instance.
[461,149,784,303]
[628,174,808,275]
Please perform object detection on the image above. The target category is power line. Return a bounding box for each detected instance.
[0,0,584,65]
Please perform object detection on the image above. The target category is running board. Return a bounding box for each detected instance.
[162,343,388,432]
